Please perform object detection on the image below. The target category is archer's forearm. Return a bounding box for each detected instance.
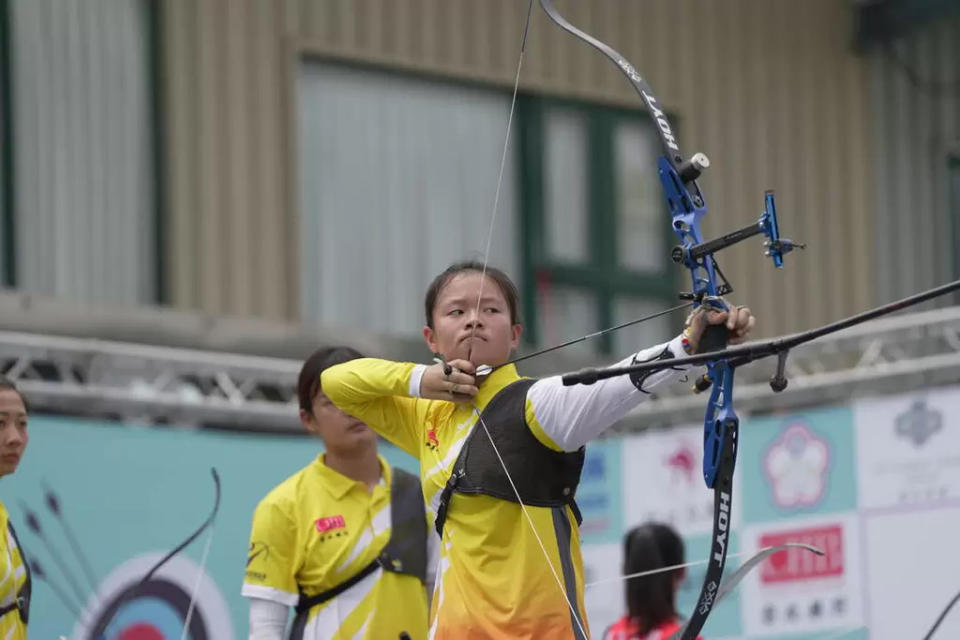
[527,335,691,451]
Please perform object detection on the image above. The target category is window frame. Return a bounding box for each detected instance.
[517,95,679,353]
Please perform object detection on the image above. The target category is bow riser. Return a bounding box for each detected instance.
[656,128,740,495]
[657,158,722,301]
[703,364,738,489]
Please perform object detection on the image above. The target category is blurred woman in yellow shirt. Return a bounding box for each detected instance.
[0,378,31,639]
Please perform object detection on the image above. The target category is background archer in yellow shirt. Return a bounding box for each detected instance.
[0,378,31,638]
[243,346,435,640]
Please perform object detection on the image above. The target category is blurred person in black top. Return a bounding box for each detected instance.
[604,522,699,640]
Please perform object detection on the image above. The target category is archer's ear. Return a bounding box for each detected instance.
[423,326,439,353]
[510,324,523,349]
[300,409,320,436]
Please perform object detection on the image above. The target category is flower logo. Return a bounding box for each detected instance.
[763,422,830,508]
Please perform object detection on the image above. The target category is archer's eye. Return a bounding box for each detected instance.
[448,309,464,317]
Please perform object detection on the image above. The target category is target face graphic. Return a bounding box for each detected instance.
[71,552,234,640]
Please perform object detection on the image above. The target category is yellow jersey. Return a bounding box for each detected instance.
[321,342,685,640]
[242,454,431,640]
[0,501,28,640]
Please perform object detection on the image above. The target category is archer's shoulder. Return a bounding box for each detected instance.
[254,460,318,514]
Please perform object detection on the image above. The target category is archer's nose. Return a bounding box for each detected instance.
[464,310,484,329]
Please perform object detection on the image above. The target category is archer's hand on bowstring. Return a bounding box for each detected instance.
[420,359,479,403]
[683,302,756,353]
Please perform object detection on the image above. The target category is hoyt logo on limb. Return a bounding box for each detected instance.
[713,491,730,563]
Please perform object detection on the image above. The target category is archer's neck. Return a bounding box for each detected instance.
[324,445,381,491]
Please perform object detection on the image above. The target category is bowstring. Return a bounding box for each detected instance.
[584,548,757,589]
[464,0,589,637]
[179,519,216,640]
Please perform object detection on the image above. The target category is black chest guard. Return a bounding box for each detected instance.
[435,378,585,536]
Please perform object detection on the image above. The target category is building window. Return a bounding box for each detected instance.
[518,98,677,356]
[6,0,157,303]
[298,63,519,336]
[0,0,12,287]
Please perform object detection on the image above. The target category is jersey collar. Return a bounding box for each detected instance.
[315,453,390,499]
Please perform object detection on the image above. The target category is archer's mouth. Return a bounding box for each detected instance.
[348,421,370,433]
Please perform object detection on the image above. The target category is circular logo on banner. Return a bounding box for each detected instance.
[71,552,234,639]
[763,422,830,509]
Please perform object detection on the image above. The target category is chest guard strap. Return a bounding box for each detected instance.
[294,467,428,617]
[0,521,30,625]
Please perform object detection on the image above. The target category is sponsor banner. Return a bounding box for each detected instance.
[740,513,864,636]
[622,424,743,536]
[854,387,960,510]
[740,407,857,523]
[863,506,960,639]
[581,542,623,637]
[15,385,960,639]
[578,439,624,544]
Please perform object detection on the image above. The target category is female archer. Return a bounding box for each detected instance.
[243,347,435,639]
[0,378,30,638]
[321,261,754,639]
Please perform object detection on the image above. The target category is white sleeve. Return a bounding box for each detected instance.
[528,335,690,451]
[425,528,440,602]
[248,597,289,640]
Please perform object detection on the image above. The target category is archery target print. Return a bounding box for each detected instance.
[71,552,234,639]
[739,513,864,637]
[854,386,960,510]
[621,424,744,536]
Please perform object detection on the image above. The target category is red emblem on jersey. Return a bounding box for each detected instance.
[426,428,439,451]
[315,515,346,533]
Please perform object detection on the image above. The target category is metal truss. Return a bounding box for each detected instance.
[0,331,303,432]
[2,303,960,435]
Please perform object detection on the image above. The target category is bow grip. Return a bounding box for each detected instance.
[697,323,729,354]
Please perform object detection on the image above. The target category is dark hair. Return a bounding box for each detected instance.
[0,377,28,413]
[297,346,363,413]
[623,522,685,633]
[423,261,521,329]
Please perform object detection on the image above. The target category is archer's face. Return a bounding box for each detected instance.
[0,390,27,478]
[300,390,378,453]
[423,271,522,368]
